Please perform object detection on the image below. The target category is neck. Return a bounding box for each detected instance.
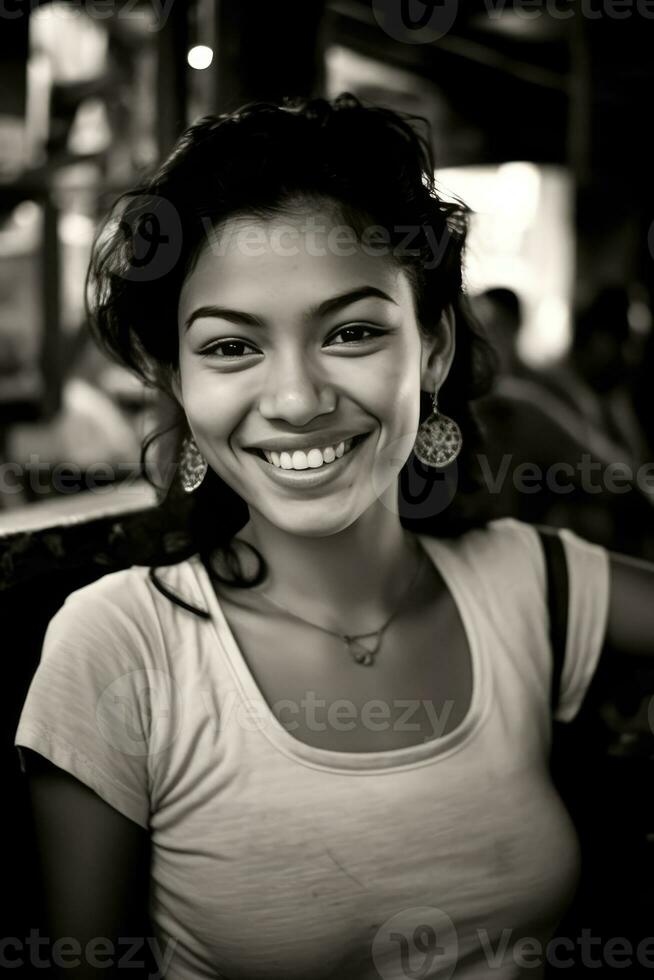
[231,496,423,628]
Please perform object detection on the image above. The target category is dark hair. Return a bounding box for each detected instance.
[86,92,497,605]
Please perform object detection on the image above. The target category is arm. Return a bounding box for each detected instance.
[25,749,156,980]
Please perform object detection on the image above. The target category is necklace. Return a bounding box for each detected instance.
[253,544,427,666]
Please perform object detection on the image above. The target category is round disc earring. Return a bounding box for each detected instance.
[413,387,462,468]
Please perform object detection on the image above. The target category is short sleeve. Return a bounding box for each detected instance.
[14,575,158,829]
[554,527,611,723]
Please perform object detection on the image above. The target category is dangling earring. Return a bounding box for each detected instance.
[413,386,462,467]
[179,433,208,493]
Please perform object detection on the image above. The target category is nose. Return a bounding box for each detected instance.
[258,350,336,425]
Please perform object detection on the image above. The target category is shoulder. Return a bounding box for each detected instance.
[42,556,205,670]
[427,517,609,583]
[46,565,154,649]
[418,518,549,603]
[63,562,153,609]
[420,516,543,562]
[57,556,202,624]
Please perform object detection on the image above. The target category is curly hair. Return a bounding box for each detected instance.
[85,92,497,594]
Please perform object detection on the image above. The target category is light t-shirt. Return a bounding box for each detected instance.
[14,517,610,979]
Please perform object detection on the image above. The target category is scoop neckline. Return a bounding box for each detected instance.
[188,534,490,774]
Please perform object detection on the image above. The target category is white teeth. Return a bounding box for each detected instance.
[306,449,324,469]
[261,437,356,469]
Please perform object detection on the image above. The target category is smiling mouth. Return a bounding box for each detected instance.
[246,432,370,470]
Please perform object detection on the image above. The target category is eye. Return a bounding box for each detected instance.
[199,339,260,359]
[325,324,385,346]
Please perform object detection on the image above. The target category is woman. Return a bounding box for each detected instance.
[14,94,654,979]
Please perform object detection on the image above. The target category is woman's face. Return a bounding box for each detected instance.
[173,208,453,537]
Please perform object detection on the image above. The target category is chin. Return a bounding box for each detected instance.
[257,502,366,539]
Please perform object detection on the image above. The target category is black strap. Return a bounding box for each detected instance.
[536,526,569,715]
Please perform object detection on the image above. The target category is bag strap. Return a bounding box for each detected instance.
[535,525,569,715]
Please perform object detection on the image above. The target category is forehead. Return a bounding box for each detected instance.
[178,210,414,319]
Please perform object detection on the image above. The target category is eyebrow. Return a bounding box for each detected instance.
[183,285,398,332]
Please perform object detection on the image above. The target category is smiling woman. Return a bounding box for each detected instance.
[170,193,462,546]
[82,94,497,581]
[13,93,654,980]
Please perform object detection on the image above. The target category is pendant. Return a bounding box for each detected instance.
[343,636,378,666]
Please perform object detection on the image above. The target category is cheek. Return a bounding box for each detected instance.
[180,372,243,442]
[378,355,421,423]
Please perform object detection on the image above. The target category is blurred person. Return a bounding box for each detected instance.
[13,94,654,980]
[470,287,525,379]
[541,286,651,465]
[474,286,654,557]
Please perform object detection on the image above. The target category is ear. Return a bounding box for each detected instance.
[420,304,455,394]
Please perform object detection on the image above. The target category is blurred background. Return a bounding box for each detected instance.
[1,0,653,559]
